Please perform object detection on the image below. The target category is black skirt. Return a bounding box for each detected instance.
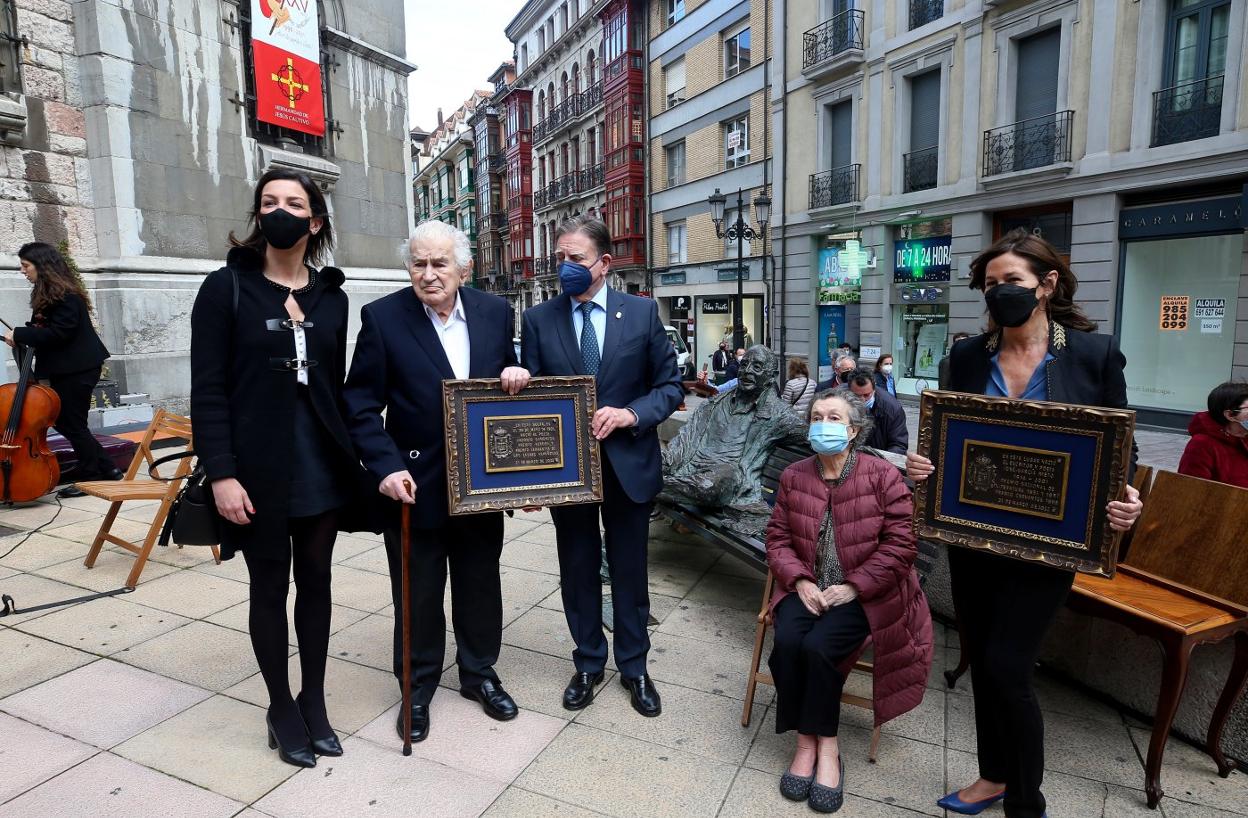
[287,384,349,519]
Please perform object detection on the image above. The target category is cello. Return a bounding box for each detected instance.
[0,344,61,502]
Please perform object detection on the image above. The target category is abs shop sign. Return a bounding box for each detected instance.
[251,0,325,136]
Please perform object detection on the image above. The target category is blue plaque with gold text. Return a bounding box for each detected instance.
[913,391,1134,577]
[443,376,602,515]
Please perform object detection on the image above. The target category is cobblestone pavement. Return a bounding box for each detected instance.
[1,481,1243,817]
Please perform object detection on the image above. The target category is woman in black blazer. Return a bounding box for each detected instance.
[907,230,1143,818]
[191,169,359,769]
[3,242,122,497]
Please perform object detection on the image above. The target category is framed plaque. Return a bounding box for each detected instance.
[913,390,1135,577]
[443,376,603,515]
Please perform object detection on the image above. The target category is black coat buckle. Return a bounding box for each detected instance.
[266,318,315,331]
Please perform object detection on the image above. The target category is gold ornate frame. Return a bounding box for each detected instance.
[443,376,602,515]
[913,390,1135,577]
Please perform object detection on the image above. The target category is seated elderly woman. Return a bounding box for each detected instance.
[765,388,933,813]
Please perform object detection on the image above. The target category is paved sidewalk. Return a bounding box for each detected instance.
[0,493,1242,817]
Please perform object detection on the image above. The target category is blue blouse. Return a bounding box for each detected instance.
[985,351,1054,399]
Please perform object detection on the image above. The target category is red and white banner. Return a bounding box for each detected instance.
[251,0,325,136]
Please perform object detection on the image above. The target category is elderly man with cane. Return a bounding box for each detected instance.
[344,220,529,745]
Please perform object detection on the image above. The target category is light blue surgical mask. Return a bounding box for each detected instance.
[808,422,851,455]
[558,259,596,296]
[1240,418,1248,433]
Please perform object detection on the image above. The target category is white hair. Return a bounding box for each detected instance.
[408,220,472,269]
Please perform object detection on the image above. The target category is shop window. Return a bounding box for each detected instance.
[892,305,948,385]
[1119,233,1241,413]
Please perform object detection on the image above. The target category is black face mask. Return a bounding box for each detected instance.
[258,208,311,250]
[984,283,1040,328]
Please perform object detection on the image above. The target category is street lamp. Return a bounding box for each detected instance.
[709,188,769,351]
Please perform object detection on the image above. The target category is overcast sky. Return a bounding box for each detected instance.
[404,0,521,131]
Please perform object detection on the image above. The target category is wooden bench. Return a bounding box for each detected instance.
[1066,470,1248,809]
[655,441,936,759]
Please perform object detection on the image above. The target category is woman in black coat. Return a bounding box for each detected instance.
[906,230,1143,818]
[3,242,122,498]
[191,169,357,769]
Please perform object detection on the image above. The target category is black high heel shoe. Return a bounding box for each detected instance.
[266,713,317,768]
[297,692,343,757]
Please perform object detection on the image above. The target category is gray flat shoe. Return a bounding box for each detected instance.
[779,768,815,801]
[808,756,844,813]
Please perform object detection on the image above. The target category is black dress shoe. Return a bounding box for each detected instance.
[620,674,662,717]
[56,485,86,499]
[296,692,343,757]
[395,703,430,743]
[266,713,316,768]
[460,679,518,721]
[562,670,604,711]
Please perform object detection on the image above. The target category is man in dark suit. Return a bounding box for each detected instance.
[343,220,529,743]
[711,341,730,382]
[846,368,909,454]
[521,215,683,717]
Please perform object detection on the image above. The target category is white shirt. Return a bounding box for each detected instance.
[424,293,470,379]
[570,284,609,358]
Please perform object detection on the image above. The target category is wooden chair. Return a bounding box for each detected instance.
[75,409,220,589]
[742,569,884,762]
[1068,471,1248,809]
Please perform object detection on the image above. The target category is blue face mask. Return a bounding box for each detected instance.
[808,422,851,455]
[558,259,596,296]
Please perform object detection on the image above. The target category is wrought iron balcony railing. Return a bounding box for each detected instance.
[909,0,942,30]
[533,163,605,211]
[1152,75,1223,147]
[533,85,605,145]
[982,110,1073,176]
[802,10,865,70]
[903,145,938,193]
[809,164,861,209]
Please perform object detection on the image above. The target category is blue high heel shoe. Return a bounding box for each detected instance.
[936,789,1005,815]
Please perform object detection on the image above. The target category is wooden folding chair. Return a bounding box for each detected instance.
[75,409,219,589]
[742,570,883,762]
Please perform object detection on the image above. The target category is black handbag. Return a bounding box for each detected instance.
[150,451,221,546]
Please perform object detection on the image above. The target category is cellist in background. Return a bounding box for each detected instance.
[3,242,123,498]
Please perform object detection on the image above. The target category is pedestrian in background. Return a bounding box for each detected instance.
[873,354,897,397]
[3,242,122,498]
[938,332,972,390]
[781,357,816,416]
[847,369,909,454]
[1178,380,1248,489]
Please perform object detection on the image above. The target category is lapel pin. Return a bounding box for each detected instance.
[615,311,622,319]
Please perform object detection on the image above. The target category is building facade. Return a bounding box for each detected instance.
[505,0,649,307]
[414,92,493,275]
[646,0,774,374]
[772,0,1248,427]
[471,63,519,314]
[0,0,416,406]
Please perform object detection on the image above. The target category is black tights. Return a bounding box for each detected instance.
[243,510,338,745]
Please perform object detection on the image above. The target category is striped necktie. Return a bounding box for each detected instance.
[578,301,600,375]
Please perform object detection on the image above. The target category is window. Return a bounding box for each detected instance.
[828,100,852,169]
[667,0,685,26]
[664,58,686,109]
[459,156,470,190]
[725,24,751,78]
[724,116,750,168]
[904,70,940,192]
[1012,27,1061,170]
[587,50,597,85]
[665,140,685,187]
[0,0,20,94]
[520,44,529,71]
[1154,0,1229,145]
[667,222,687,265]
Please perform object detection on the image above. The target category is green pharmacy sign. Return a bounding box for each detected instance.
[893,236,952,283]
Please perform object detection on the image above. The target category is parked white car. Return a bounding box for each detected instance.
[664,325,693,378]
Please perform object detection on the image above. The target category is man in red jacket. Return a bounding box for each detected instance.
[1178,381,1248,489]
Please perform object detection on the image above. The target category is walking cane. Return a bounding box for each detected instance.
[400,480,413,757]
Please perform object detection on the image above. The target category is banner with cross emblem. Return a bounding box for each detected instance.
[251,0,325,136]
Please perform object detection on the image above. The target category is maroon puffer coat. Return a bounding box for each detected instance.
[765,453,933,726]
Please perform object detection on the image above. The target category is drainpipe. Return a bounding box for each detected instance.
[777,0,788,365]
[762,0,771,348]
